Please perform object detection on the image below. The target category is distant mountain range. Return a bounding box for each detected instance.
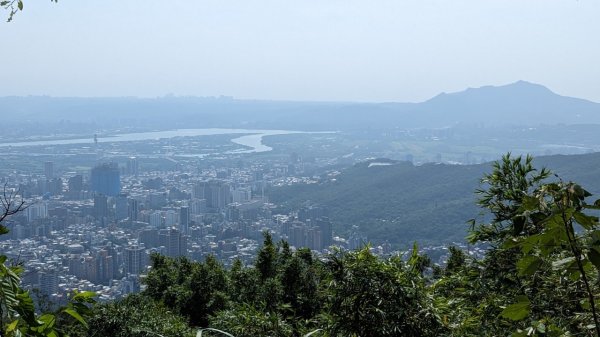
[1,81,599,132]
[269,152,600,247]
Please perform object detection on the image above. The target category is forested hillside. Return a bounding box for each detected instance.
[270,153,600,246]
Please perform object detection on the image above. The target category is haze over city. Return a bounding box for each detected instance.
[1,0,599,102]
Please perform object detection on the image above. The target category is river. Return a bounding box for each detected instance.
[0,128,314,154]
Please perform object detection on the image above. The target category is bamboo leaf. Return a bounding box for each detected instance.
[197,328,235,337]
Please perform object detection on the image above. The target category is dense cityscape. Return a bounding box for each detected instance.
[0,136,407,305]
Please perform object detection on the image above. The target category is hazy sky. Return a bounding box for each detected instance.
[1,0,599,102]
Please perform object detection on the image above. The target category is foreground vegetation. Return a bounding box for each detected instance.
[4,154,600,336]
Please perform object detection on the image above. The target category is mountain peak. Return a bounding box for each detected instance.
[418,80,599,126]
[446,81,554,98]
[499,80,554,93]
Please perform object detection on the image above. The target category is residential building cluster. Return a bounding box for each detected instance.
[0,155,371,304]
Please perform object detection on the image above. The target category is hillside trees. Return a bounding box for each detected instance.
[324,245,445,336]
[435,154,600,336]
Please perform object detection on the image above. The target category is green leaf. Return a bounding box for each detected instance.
[574,211,598,230]
[588,248,600,271]
[197,328,235,337]
[501,296,531,321]
[517,255,543,276]
[63,308,88,328]
[6,319,18,332]
[303,329,323,337]
[520,195,540,211]
[513,216,526,235]
[72,290,96,303]
[17,0,22,10]
[581,299,592,310]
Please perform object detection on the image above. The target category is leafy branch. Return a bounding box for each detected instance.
[1,0,57,23]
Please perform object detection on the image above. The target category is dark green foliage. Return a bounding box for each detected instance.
[437,154,600,336]
[470,153,551,243]
[82,294,192,337]
[209,304,294,337]
[324,246,445,337]
[144,253,229,327]
[255,231,277,281]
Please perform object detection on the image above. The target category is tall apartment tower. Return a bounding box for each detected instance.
[90,163,120,197]
[68,175,83,192]
[128,198,139,222]
[126,157,139,176]
[179,206,189,234]
[39,268,59,296]
[93,194,109,219]
[115,193,128,221]
[159,228,187,258]
[44,161,54,180]
[124,245,145,275]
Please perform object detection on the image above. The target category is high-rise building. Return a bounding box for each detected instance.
[44,161,54,180]
[96,249,114,285]
[158,228,186,257]
[165,210,177,227]
[93,194,109,219]
[128,198,139,222]
[193,181,231,209]
[124,245,145,275]
[316,217,333,249]
[306,227,323,251]
[179,206,189,234]
[190,198,207,214]
[289,223,306,248]
[147,192,167,208]
[149,211,163,228]
[39,268,59,296]
[232,186,252,203]
[115,193,128,221]
[90,163,120,197]
[139,229,159,248]
[68,175,83,192]
[26,202,48,221]
[192,181,209,200]
[126,157,139,176]
[47,178,62,195]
